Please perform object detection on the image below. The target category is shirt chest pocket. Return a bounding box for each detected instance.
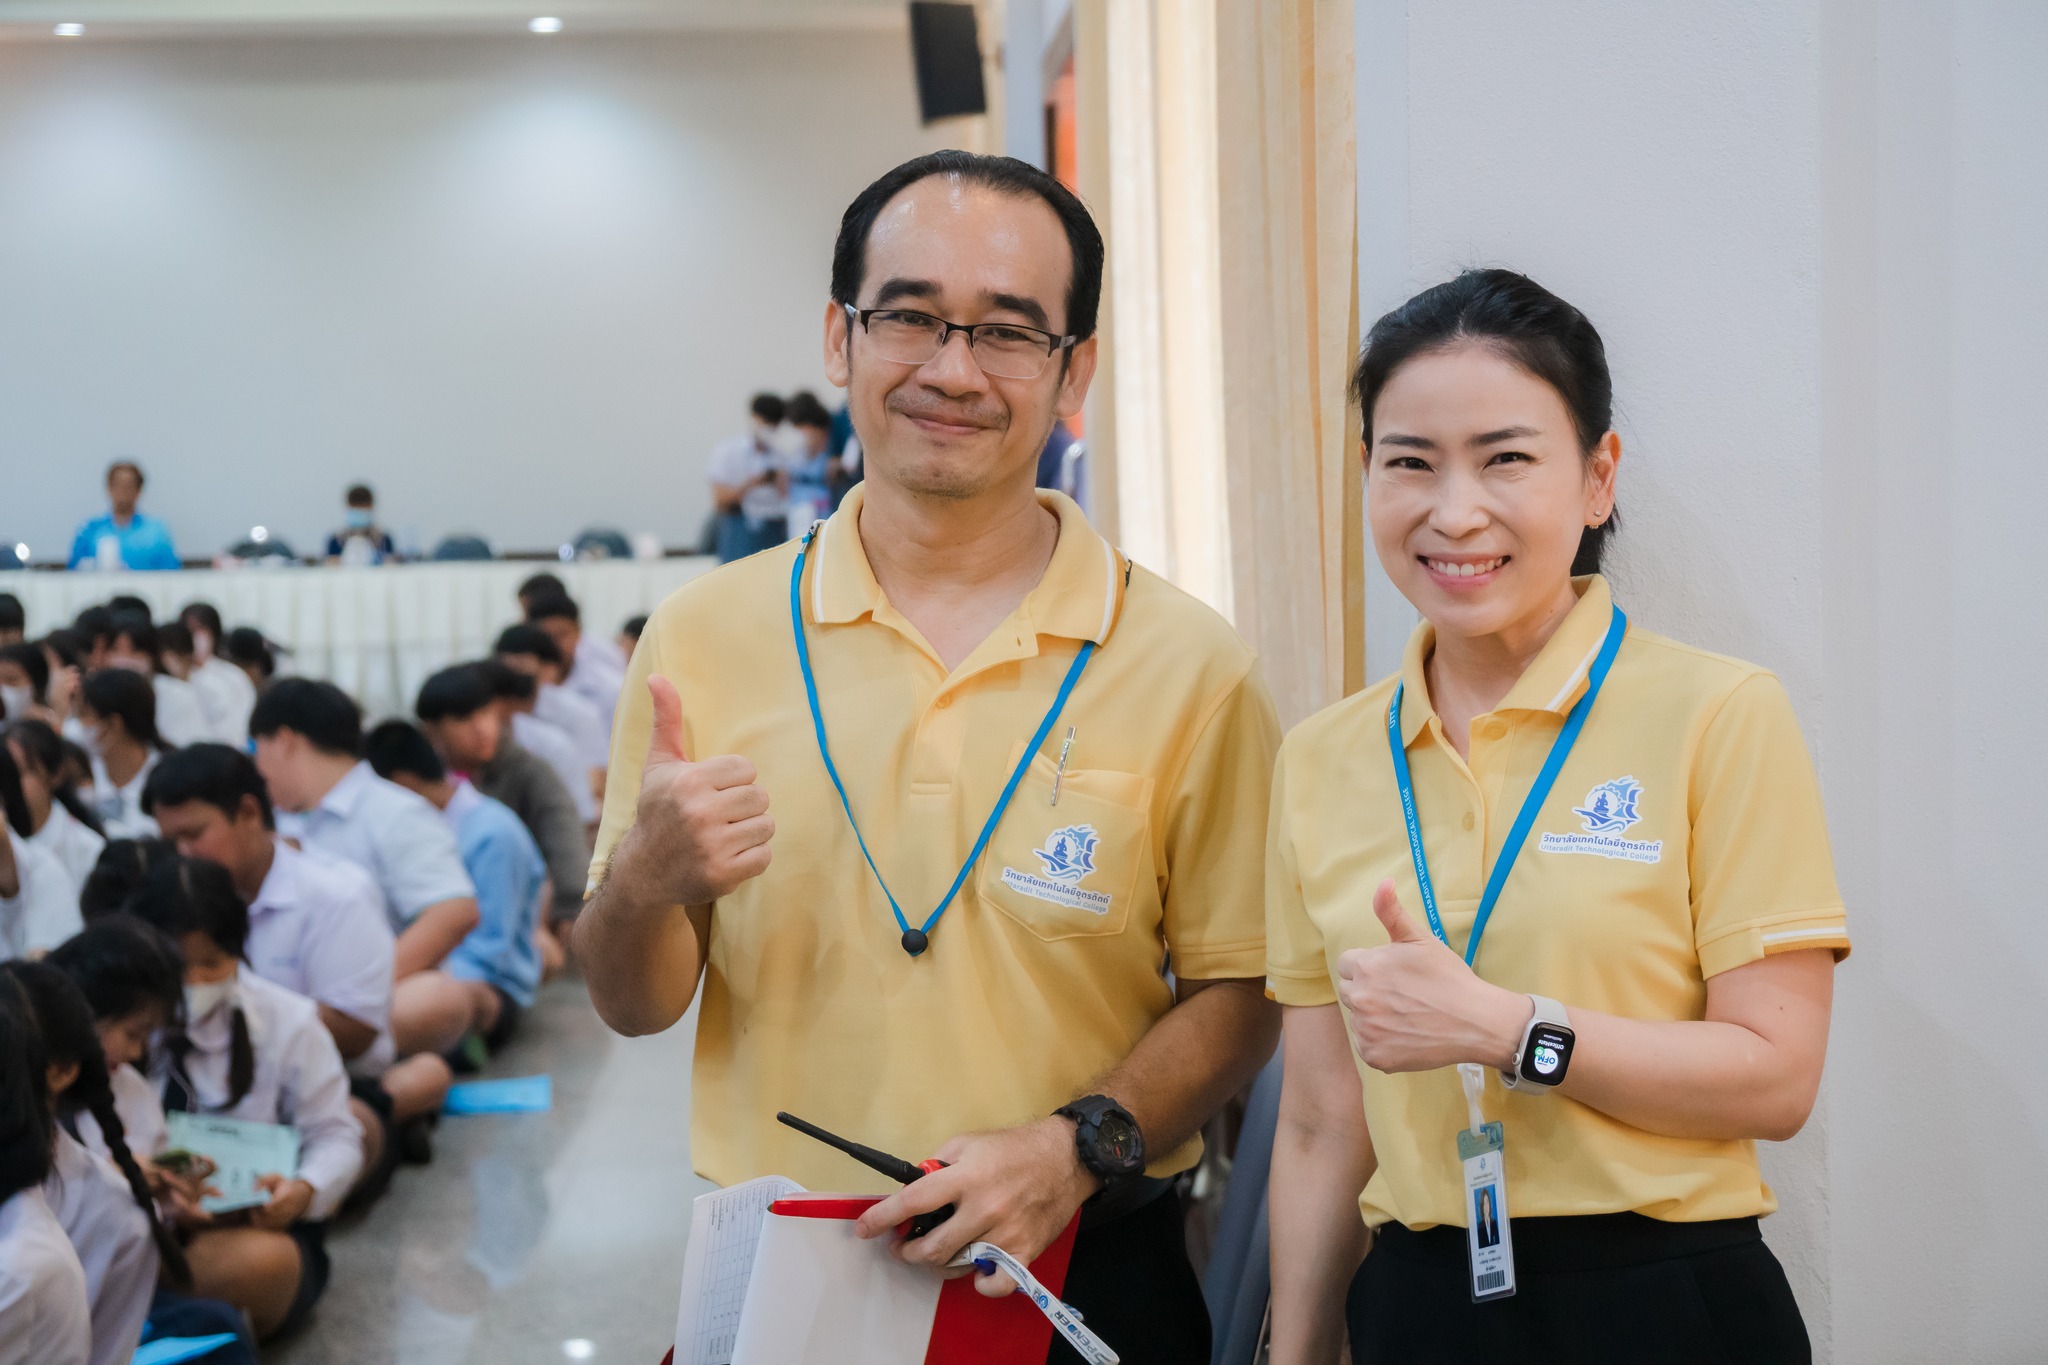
[975,742,1155,941]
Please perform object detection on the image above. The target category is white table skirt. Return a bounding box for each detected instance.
[2,558,715,720]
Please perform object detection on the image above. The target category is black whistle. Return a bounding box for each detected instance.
[776,1111,955,1239]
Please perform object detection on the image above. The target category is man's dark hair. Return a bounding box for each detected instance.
[365,719,444,784]
[0,643,48,703]
[0,593,22,635]
[750,392,787,426]
[524,593,579,626]
[72,605,114,646]
[142,743,274,830]
[106,460,144,489]
[517,572,566,605]
[621,614,647,645]
[220,627,276,680]
[106,595,151,620]
[345,483,374,508]
[157,621,195,660]
[830,151,1105,341]
[107,613,162,671]
[42,630,87,671]
[248,677,363,756]
[415,663,497,724]
[785,391,832,431]
[478,658,536,704]
[1353,268,1620,576]
[494,623,564,668]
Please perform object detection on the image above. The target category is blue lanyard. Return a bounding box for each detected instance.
[1386,605,1627,966]
[789,527,1096,957]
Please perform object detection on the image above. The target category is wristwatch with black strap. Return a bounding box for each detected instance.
[1054,1094,1147,1190]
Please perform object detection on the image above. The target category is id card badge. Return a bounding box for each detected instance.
[1455,1063,1515,1302]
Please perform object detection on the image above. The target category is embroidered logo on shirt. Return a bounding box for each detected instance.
[1538,776,1664,864]
[1001,824,1113,915]
[1572,777,1644,834]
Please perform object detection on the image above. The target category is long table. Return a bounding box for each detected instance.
[2,557,715,719]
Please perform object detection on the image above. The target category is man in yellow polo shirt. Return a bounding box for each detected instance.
[577,151,1280,1361]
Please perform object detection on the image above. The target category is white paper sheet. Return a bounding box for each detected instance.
[672,1175,804,1365]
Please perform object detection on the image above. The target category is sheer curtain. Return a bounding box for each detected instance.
[1078,0,1362,726]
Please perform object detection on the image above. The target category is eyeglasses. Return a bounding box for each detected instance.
[845,304,1076,380]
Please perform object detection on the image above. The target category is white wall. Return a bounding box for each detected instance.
[1355,1,2048,1358]
[0,29,946,561]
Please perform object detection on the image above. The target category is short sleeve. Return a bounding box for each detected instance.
[1689,672,1850,977]
[1264,743,1338,1005]
[377,803,476,922]
[1156,660,1282,980]
[300,871,395,1032]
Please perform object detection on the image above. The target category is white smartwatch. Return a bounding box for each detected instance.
[1501,995,1575,1090]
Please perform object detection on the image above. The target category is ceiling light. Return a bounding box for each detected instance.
[529,17,563,34]
[54,23,85,36]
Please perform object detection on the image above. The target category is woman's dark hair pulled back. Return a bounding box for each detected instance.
[1353,268,1619,575]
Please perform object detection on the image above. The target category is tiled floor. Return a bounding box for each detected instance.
[268,974,715,1365]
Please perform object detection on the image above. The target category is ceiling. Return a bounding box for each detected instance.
[0,0,912,39]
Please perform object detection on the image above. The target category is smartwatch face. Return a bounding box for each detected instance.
[1095,1112,1143,1169]
[1521,1023,1575,1084]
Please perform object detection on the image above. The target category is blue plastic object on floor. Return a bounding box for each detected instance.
[133,1334,243,1365]
[444,1074,553,1114]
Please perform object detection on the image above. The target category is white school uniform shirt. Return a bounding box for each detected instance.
[87,751,159,841]
[28,804,105,897]
[44,1131,154,1365]
[277,761,475,931]
[188,656,255,747]
[0,1187,90,1365]
[536,680,610,771]
[76,1066,167,1163]
[511,712,598,824]
[707,431,788,525]
[2,831,82,960]
[149,675,209,749]
[244,838,397,1077]
[159,970,363,1220]
[564,654,621,731]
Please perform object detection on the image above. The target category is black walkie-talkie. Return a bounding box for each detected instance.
[775,1111,955,1239]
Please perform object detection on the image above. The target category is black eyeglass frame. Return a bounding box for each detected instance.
[842,303,1078,378]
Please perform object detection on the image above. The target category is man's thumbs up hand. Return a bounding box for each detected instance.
[1336,880,1527,1075]
[630,675,774,907]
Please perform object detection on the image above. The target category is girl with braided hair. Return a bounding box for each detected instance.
[3,958,182,1365]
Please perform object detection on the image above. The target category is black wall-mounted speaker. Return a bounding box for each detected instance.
[908,3,987,124]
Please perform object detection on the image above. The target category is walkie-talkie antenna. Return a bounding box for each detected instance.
[776,1111,923,1185]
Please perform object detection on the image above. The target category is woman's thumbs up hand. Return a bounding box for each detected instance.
[1336,880,1527,1075]
[627,674,775,907]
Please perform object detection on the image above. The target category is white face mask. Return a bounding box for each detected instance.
[0,683,29,718]
[184,975,236,1023]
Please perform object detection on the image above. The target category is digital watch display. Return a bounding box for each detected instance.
[1503,995,1575,1090]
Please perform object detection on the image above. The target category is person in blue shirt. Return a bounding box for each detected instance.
[67,463,181,572]
[363,720,544,1056]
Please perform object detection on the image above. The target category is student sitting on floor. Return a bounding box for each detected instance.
[413,663,589,952]
[365,721,545,1058]
[492,625,609,809]
[3,738,83,960]
[2,960,186,1365]
[125,857,364,1341]
[0,973,90,1365]
[102,617,209,752]
[141,745,443,1182]
[46,917,257,1365]
[5,719,109,893]
[77,671,168,841]
[249,679,480,1127]
[479,651,598,827]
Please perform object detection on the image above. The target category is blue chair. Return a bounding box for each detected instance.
[1203,1051,1283,1365]
[431,534,494,562]
[572,527,632,560]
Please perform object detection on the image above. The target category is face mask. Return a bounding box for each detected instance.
[184,975,236,1022]
[345,508,373,530]
[0,683,29,718]
[190,630,214,662]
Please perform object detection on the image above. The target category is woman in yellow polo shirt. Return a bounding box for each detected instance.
[1265,269,1848,1364]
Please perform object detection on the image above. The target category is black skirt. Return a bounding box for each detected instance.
[1347,1211,1811,1365]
